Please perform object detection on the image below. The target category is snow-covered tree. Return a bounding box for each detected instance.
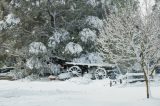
[29,42,47,55]
[0,0,21,67]
[26,42,48,75]
[98,0,160,98]
[1,0,144,78]
[79,28,97,43]
[48,29,70,49]
[86,0,99,7]
[26,57,42,70]
[85,16,103,31]
[65,42,82,55]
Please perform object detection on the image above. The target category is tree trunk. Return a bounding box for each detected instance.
[140,45,150,98]
[143,70,150,98]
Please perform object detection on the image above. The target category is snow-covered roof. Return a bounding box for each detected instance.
[65,62,115,68]
[73,52,104,64]
[125,73,144,76]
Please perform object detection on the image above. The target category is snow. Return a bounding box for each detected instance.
[5,13,20,25]
[65,62,115,68]
[48,63,61,75]
[68,77,92,84]
[54,0,66,5]
[85,16,103,30]
[0,20,7,31]
[29,42,47,55]
[126,73,144,76]
[65,42,83,54]
[86,0,99,7]
[138,0,155,17]
[0,79,160,106]
[79,28,97,43]
[132,62,141,71]
[58,73,73,80]
[10,0,21,8]
[48,29,70,48]
[0,13,20,31]
[26,57,42,69]
[73,52,104,64]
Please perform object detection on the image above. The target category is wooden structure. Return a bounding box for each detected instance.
[49,56,121,80]
[0,67,14,73]
[0,67,15,81]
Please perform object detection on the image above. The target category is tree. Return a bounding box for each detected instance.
[98,0,160,98]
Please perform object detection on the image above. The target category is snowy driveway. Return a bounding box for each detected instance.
[0,79,160,106]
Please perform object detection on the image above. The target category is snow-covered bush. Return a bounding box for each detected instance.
[0,21,7,31]
[9,69,28,79]
[5,13,20,25]
[86,0,99,7]
[29,42,47,55]
[73,52,104,64]
[27,42,47,75]
[55,0,66,5]
[10,0,21,8]
[0,13,20,31]
[65,42,83,54]
[26,57,42,70]
[24,74,40,81]
[49,63,61,75]
[85,16,103,30]
[79,28,97,43]
[48,29,70,48]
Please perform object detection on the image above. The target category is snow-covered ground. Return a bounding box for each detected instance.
[0,78,160,106]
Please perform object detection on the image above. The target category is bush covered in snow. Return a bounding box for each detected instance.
[7,69,30,80]
[73,52,104,64]
[24,74,41,81]
[0,21,7,31]
[29,42,47,55]
[5,13,20,25]
[49,63,61,76]
[86,0,99,7]
[85,16,103,31]
[79,28,97,43]
[26,56,48,76]
[48,29,70,48]
[0,13,20,31]
[65,42,83,54]
[26,57,42,70]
